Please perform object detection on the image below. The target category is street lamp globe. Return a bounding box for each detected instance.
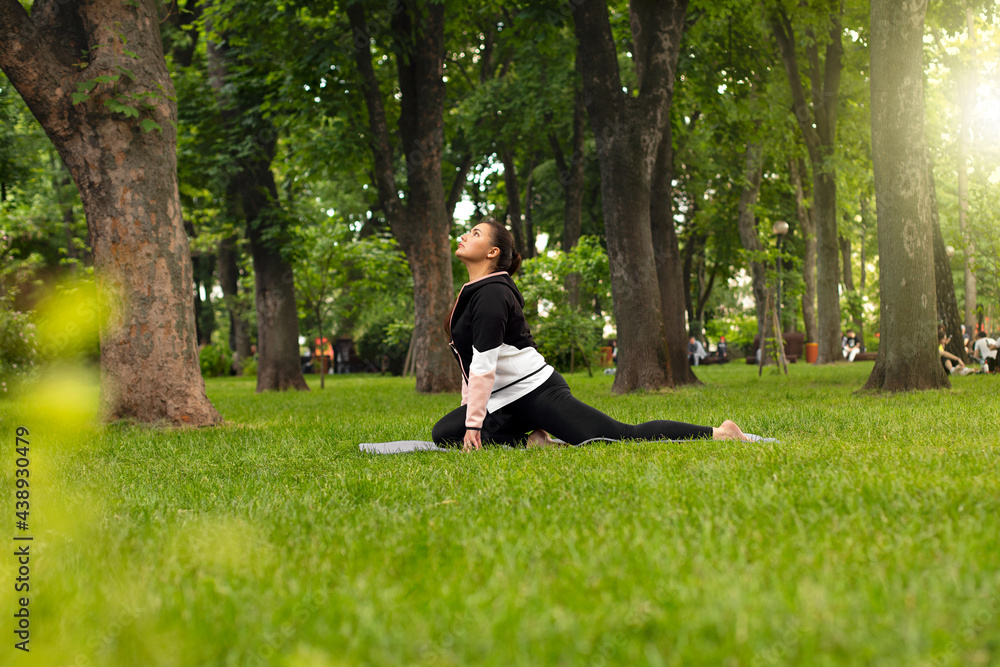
[772,220,789,236]
[945,245,955,258]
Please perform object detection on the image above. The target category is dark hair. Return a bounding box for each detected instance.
[483,217,522,276]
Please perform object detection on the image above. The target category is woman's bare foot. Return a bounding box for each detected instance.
[526,429,555,448]
[712,420,748,441]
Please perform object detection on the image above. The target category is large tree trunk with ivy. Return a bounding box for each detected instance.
[0,0,221,425]
[863,0,948,392]
[573,0,688,393]
[771,7,843,363]
[349,0,458,393]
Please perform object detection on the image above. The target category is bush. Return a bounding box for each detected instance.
[0,308,39,392]
[241,355,257,377]
[355,317,412,375]
[199,343,232,378]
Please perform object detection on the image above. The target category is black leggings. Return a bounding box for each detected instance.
[432,371,712,446]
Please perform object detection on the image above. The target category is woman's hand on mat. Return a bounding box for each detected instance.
[463,429,482,452]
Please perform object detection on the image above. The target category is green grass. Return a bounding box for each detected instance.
[2,363,999,666]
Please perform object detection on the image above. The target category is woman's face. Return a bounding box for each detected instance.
[456,224,498,264]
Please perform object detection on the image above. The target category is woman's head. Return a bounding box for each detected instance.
[456,218,521,276]
[482,218,521,276]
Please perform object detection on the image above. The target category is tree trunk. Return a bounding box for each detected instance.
[0,0,221,425]
[864,0,948,392]
[839,234,863,347]
[771,7,843,363]
[735,141,774,365]
[957,6,979,334]
[928,159,967,362]
[217,235,252,374]
[552,81,587,306]
[241,158,309,392]
[523,156,537,259]
[349,1,458,393]
[573,0,688,393]
[652,110,698,385]
[791,156,817,344]
[501,149,528,257]
[205,26,307,392]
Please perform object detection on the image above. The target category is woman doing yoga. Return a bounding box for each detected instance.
[433,218,748,452]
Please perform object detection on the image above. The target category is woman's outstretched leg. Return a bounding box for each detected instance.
[512,372,747,445]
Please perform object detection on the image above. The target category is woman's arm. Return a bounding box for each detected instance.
[463,286,512,435]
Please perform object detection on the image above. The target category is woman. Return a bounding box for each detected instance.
[432,218,748,452]
[939,331,976,376]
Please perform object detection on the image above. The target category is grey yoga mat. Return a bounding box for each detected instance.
[360,433,777,454]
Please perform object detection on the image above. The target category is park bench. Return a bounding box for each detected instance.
[745,331,805,364]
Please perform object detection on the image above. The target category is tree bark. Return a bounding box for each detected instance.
[652,108,698,385]
[217,235,252,374]
[790,156,817,344]
[957,6,978,334]
[573,0,688,393]
[205,27,308,392]
[349,0,458,393]
[0,0,221,425]
[735,140,774,364]
[771,7,843,363]
[239,143,309,391]
[839,233,863,349]
[864,0,948,392]
[551,80,587,305]
[501,149,528,257]
[928,159,967,362]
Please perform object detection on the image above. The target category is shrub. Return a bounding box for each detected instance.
[199,343,232,378]
[241,355,257,377]
[0,308,39,391]
[355,317,412,375]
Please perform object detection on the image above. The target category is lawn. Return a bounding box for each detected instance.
[2,363,999,666]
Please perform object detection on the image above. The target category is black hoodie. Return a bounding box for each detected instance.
[448,272,554,430]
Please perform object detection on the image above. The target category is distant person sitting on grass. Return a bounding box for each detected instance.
[973,331,998,373]
[433,218,750,452]
[842,329,861,362]
[939,331,976,376]
[687,336,708,366]
[716,336,729,363]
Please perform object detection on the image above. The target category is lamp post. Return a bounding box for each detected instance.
[772,220,789,331]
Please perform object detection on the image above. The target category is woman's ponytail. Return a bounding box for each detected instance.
[483,218,521,276]
[507,251,522,277]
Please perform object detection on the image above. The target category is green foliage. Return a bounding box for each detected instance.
[198,343,232,378]
[240,355,257,377]
[968,182,1000,318]
[354,316,412,375]
[0,308,38,390]
[517,236,612,371]
[70,29,170,127]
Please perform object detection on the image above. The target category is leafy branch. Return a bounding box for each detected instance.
[70,24,166,132]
